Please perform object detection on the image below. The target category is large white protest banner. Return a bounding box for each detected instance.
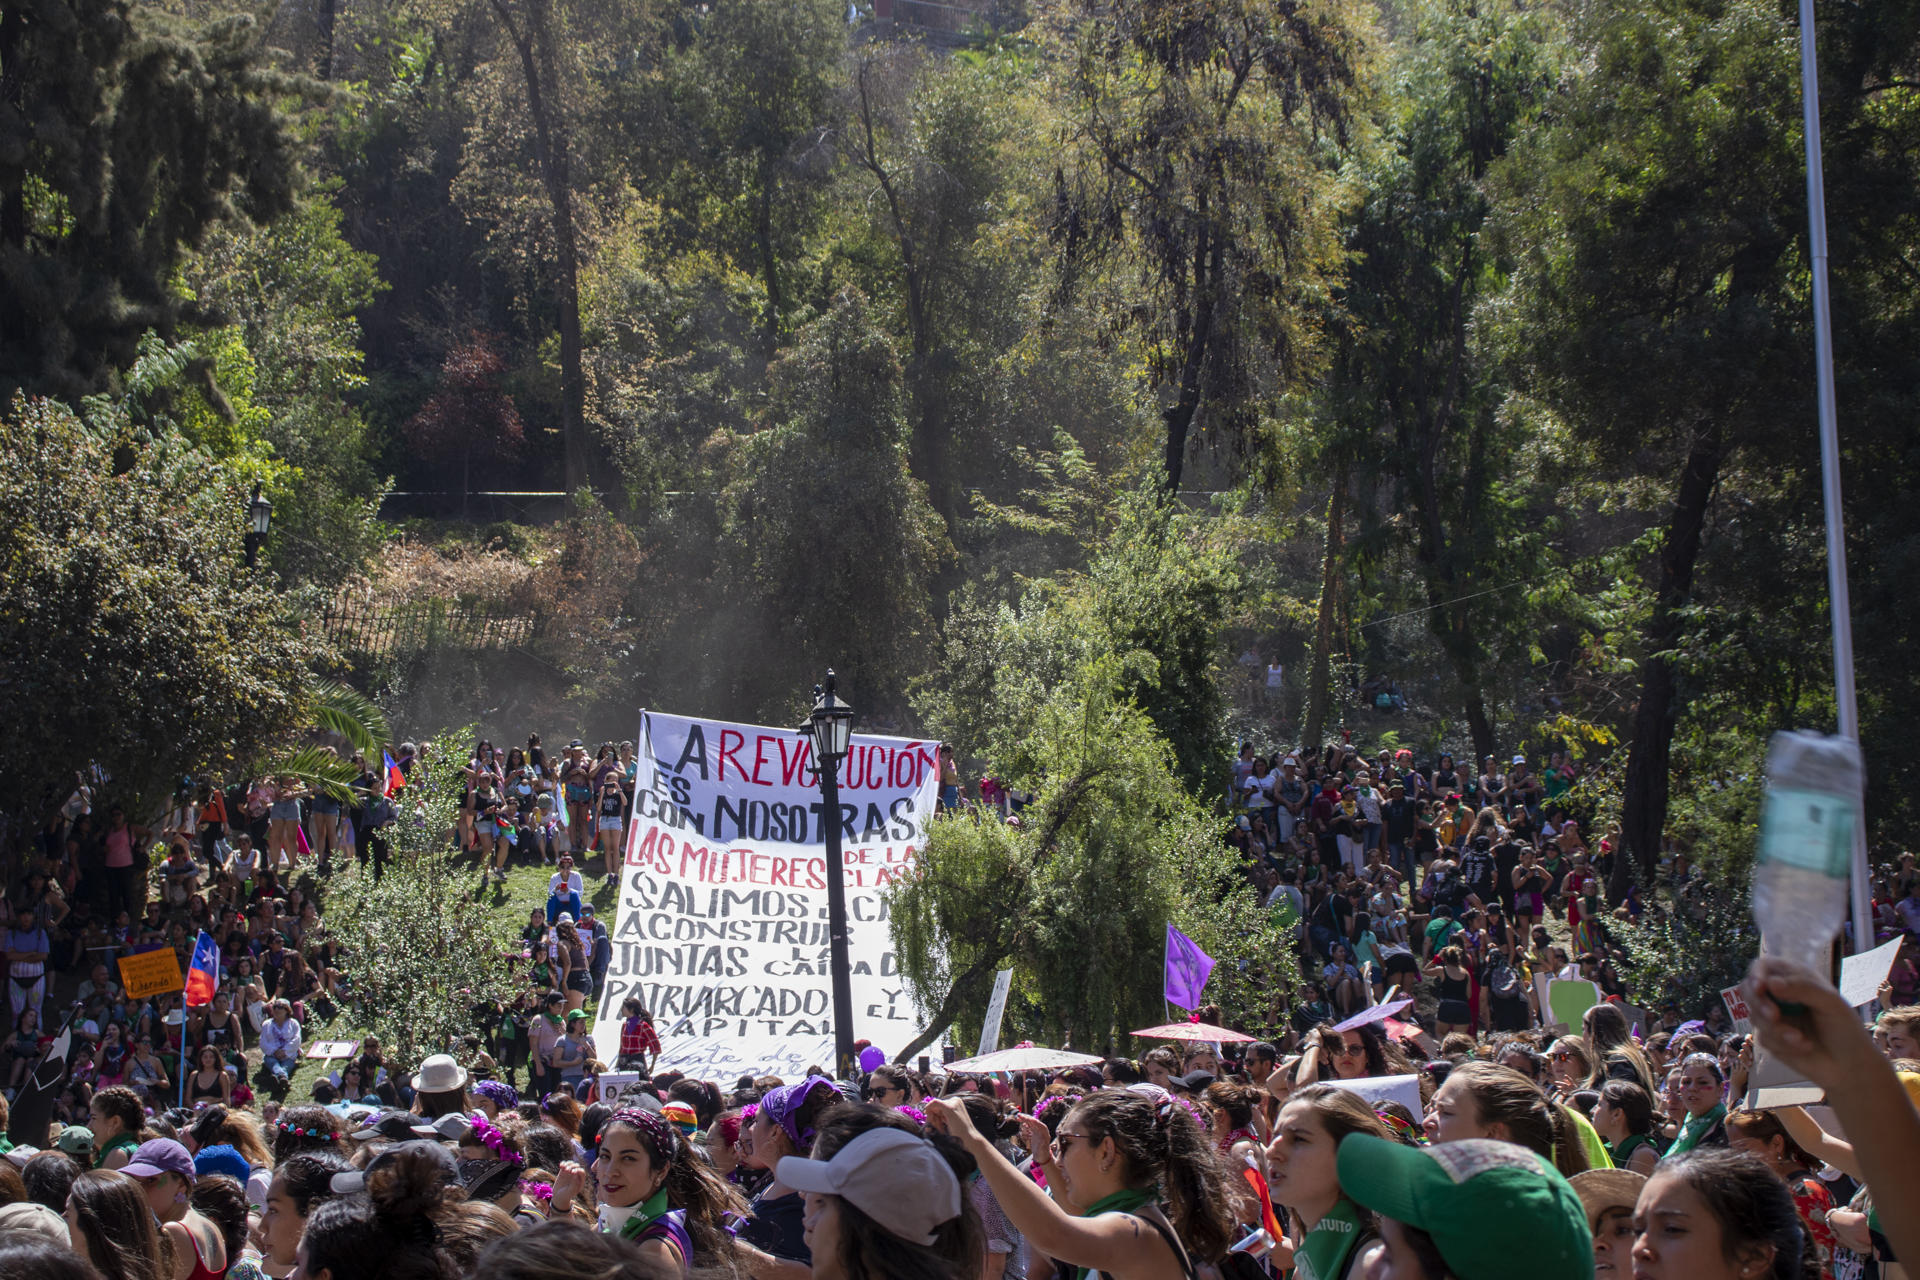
[591,710,941,1076]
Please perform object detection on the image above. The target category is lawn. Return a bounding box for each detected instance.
[176,846,621,1113]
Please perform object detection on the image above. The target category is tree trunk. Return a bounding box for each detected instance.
[0,7,26,257]
[891,952,1003,1065]
[491,0,589,504]
[756,164,783,355]
[1462,688,1496,768]
[1303,472,1347,753]
[1614,419,1722,903]
[1161,232,1220,494]
[317,0,336,79]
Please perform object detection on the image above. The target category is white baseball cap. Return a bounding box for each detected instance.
[776,1127,962,1246]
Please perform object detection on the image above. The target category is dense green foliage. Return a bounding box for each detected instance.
[0,368,323,822]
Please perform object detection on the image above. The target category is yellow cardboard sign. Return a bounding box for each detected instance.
[118,948,184,1000]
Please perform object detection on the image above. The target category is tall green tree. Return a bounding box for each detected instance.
[1495,0,1812,894]
[1327,0,1557,761]
[844,44,1014,526]
[0,1,315,400]
[670,0,845,352]
[706,288,948,719]
[920,485,1239,797]
[1047,0,1366,491]
[0,366,323,825]
[888,654,1291,1058]
[177,193,390,585]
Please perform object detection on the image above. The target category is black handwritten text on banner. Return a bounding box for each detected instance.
[592,710,939,1074]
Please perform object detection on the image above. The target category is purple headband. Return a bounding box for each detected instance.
[606,1107,679,1164]
[473,1080,519,1110]
[760,1075,838,1151]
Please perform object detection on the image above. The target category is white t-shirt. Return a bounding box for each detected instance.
[549,870,584,898]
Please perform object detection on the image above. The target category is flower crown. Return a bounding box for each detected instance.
[276,1120,337,1141]
[893,1104,930,1126]
[517,1179,553,1202]
[1033,1093,1083,1125]
[467,1111,524,1166]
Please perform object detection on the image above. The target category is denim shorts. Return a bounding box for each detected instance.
[270,801,300,822]
[312,795,341,816]
[597,817,622,833]
[476,820,498,837]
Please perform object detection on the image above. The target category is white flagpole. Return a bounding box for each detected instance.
[1795,0,1872,954]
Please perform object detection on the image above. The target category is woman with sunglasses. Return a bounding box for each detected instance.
[867,1064,913,1107]
[931,1087,1240,1280]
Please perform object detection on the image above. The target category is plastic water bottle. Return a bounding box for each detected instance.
[1753,731,1860,975]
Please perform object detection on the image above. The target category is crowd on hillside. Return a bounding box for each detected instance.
[0,731,1917,1280]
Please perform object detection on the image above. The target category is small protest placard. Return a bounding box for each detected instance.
[1720,985,1752,1034]
[118,948,183,1000]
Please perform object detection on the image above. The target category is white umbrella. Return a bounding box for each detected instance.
[942,1046,1107,1073]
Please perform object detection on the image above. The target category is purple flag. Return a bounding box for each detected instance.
[1164,924,1215,1009]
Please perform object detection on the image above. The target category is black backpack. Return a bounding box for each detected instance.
[1488,954,1524,1001]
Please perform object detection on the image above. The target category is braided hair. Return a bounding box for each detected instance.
[1064,1091,1240,1264]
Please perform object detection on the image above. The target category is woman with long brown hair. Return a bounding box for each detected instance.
[932,1086,1243,1280]
[65,1170,170,1280]
[1423,1060,1593,1177]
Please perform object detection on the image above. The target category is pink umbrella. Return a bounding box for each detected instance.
[1331,998,1413,1033]
[1129,1022,1257,1043]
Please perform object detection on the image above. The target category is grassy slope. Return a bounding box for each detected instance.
[189,851,618,1111]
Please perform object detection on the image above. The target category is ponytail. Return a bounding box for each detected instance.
[1547,1102,1592,1176]
[1447,1062,1590,1176]
[305,1145,513,1280]
[1066,1091,1240,1264]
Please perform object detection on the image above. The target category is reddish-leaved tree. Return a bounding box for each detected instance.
[403,333,527,517]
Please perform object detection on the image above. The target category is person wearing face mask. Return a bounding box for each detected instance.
[1627,1149,1808,1280]
[1570,1169,1646,1280]
[1336,1134,1592,1280]
[1664,1055,1729,1156]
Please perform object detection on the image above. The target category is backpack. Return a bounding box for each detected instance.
[1488,955,1524,1001]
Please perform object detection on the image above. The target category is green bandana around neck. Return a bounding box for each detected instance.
[1073,1187,1157,1280]
[616,1187,672,1240]
[1297,1197,1368,1280]
[1667,1102,1726,1156]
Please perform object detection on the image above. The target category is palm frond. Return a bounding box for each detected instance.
[266,746,363,803]
[311,679,390,756]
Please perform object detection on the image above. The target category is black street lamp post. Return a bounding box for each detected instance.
[802,670,857,1079]
[244,483,274,570]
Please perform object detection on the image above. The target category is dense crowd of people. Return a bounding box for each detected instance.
[0,733,1916,1280]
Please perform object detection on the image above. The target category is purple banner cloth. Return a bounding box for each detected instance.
[1164,925,1215,1009]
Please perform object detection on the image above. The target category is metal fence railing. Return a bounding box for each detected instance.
[320,597,542,661]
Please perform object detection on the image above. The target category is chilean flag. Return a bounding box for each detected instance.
[384,750,406,796]
[185,930,220,1007]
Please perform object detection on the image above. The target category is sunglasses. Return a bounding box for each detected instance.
[1051,1131,1095,1159]
[1328,1042,1367,1057]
